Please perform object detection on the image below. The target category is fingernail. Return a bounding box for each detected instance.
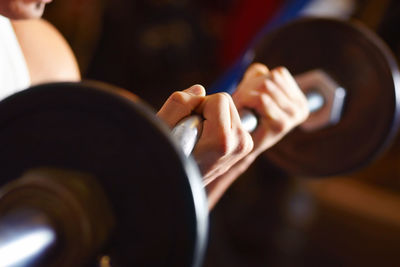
[187,84,206,96]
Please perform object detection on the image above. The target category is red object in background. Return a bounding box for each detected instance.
[219,0,283,68]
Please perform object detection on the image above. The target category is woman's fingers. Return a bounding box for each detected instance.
[233,63,309,154]
[242,63,270,81]
[157,84,206,128]
[193,92,253,183]
[270,67,309,119]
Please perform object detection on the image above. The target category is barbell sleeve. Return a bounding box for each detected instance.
[0,209,56,267]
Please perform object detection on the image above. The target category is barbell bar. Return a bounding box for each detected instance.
[172,68,346,156]
[0,17,399,267]
[173,17,400,177]
[0,82,208,267]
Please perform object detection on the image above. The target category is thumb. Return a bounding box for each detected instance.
[184,84,206,96]
[157,84,206,128]
[242,63,270,82]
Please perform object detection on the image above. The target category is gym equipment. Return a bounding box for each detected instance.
[0,82,208,267]
[174,17,400,177]
[0,17,399,267]
[258,18,400,176]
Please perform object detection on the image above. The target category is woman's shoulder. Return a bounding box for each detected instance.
[11,18,81,85]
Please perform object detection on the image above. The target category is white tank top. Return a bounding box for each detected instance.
[0,15,30,100]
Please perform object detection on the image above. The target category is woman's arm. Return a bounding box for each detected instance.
[12,18,80,86]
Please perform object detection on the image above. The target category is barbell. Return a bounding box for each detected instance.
[174,17,400,177]
[0,82,208,267]
[0,17,399,266]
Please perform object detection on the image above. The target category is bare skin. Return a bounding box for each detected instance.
[158,84,255,181]
[0,0,52,20]
[158,63,309,209]
[12,19,80,85]
[207,64,309,208]
[1,1,309,210]
[0,0,80,85]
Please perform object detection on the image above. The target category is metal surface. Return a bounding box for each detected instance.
[0,209,55,267]
[172,67,347,156]
[295,69,346,131]
[253,17,400,177]
[172,109,258,157]
[0,81,208,266]
[172,115,203,156]
[0,168,114,266]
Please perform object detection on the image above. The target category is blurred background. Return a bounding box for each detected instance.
[43,0,400,266]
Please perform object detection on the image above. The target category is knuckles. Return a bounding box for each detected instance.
[168,91,189,105]
[210,125,253,159]
[235,130,254,155]
[209,92,232,106]
[167,91,195,115]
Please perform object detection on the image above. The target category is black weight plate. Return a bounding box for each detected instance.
[0,81,208,267]
[253,18,400,177]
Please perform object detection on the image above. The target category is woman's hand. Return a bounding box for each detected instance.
[206,63,309,209]
[233,63,309,157]
[157,63,309,210]
[157,84,253,184]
